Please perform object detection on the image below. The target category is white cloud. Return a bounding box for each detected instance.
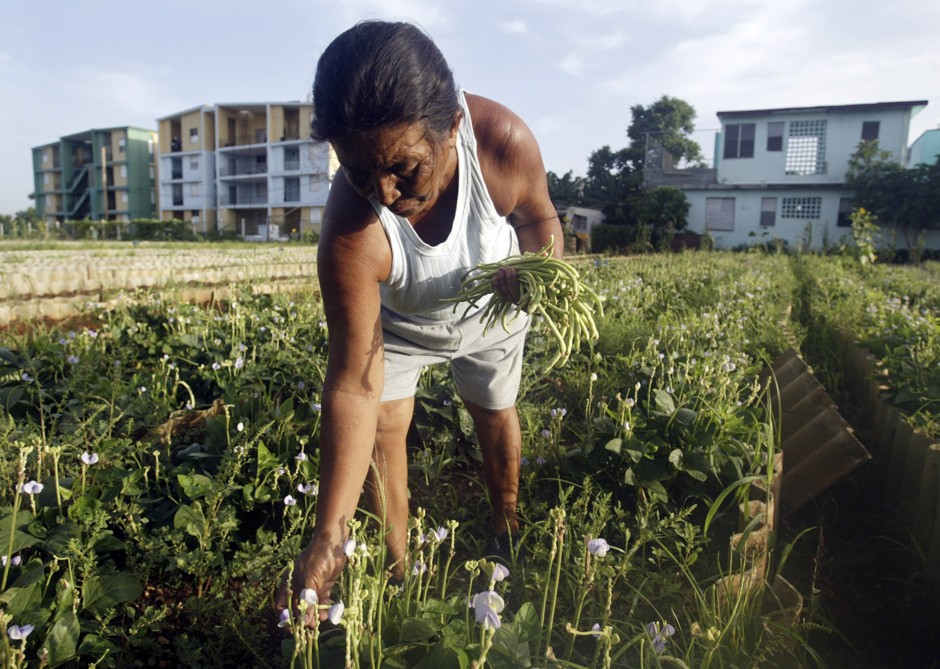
[498,20,528,34]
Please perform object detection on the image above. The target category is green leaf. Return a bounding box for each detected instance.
[414,639,469,669]
[67,495,103,523]
[399,617,441,643]
[675,407,697,427]
[603,438,622,455]
[77,633,120,658]
[177,473,214,499]
[41,609,80,667]
[0,565,44,615]
[174,502,207,540]
[256,440,279,471]
[0,509,40,553]
[668,448,684,469]
[42,521,83,555]
[82,572,144,616]
[652,388,675,414]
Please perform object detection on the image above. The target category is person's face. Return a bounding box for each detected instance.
[332,119,458,219]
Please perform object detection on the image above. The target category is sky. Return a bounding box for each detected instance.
[1,0,938,215]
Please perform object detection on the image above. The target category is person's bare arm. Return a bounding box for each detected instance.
[468,94,564,301]
[277,174,389,623]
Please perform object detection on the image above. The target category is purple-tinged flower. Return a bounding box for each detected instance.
[6,624,34,641]
[491,563,509,582]
[234,356,244,369]
[58,338,68,345]
[588,538,610,558]
[343,539,357,557]
[212,362,221,370]
[646,621,676,654]
[591,623,602,639]
[471,590,505,630]
[21,372,34,382]
[81,452,99,466]
[432,526,448,542]
[412,561,427,576]
[625,397,635,407]
[442,398,452,407]
[297,482,319,496]
[277,609,292,628]
[1,554,22,567]
[327,601,345,625]
[67,355,80,365]
[295,451,307,462]
[185,401,194,410]
[541,429,552,440]
[283,495,297,507]
[520,456,530,467]
[536,456,546,466]
[20,480,43,495]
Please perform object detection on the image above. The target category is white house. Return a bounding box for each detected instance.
[645,100,939,251]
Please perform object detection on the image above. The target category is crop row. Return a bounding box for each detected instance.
[0,251,822,668]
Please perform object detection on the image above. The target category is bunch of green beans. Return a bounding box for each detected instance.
[446,241,604,372]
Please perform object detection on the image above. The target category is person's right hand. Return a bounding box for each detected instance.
[275,537,346,627]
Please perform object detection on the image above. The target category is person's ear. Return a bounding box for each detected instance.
[447,111,463,147]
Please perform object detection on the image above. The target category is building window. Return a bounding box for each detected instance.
[837,198,853,227]
[172,184,183,206]
[760,197,777,227]
[785,120,827,175]
[861,121,880,141]
[190,156,199,170]
[44,173,50,185]
[189,128,199,144]
[723,123,755,159]
[190,183,200,196]
[121,192,129,203]
[767,122,784,151]
[781,196,822,219]
[43,152,49,163]
[284,177,300,202]
[118,138,126,153]
[120,165,128,178]
[148,139,154,155]
[284,146,300,171]
[705,197,735,231]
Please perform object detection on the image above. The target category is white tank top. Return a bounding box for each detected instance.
[375,90,520,323]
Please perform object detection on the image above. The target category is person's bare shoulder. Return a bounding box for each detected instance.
[464,93,549,218]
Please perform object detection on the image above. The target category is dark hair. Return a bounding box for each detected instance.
[310,21,459,142]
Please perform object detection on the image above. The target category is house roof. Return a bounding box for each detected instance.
[717,100,928,119]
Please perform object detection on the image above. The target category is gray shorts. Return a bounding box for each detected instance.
[380,304,530,409]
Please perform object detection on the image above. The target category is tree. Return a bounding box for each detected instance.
[582,146,641,224]
[546,170,587,208]
[634,187,690,231]
[846,141,940,258]
[626,95,705,169]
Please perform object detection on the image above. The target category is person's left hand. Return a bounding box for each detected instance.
[492,266,521,304]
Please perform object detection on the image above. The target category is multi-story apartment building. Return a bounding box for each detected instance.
[31,127,158,224]
[645,100,938,251]
[157,102,338,239]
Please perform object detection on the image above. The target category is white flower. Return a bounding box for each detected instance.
[20,480,43,495]
[295,451,307,462]
[343,539,357,557]
[236,421,245,432]
[81,452,99,466]
[299,588,318,610]
[1,555,22,567]
[471,590,505,630]
[297,482,319,496]
[491,563,510,582]
[591,623,602,639]
[588,538,610,558]
[327,601,345,625]
[283,495,297,506]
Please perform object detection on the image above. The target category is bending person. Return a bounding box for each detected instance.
[278,20,563,624]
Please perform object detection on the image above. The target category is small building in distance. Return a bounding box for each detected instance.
[31,127,158,225]
[156,102,339,239]
[644,100,939,252]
